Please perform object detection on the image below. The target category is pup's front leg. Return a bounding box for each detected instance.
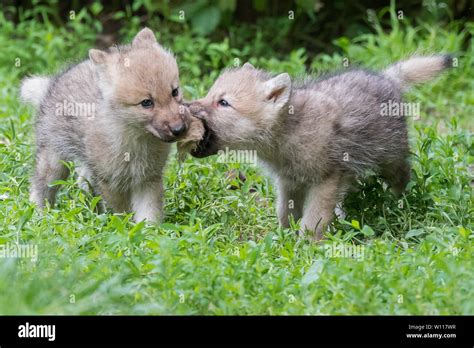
[300,175,348,241]
[276,177,306,228]
[130,179,164,223]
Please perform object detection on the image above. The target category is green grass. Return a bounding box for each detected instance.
[0,6,472,314]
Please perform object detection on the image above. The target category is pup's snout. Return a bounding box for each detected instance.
[169,122,187,136]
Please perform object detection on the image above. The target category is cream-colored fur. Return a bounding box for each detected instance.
[21,28,190,222]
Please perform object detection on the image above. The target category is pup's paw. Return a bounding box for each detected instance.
[188,103,209,119]
[177,115,205,160]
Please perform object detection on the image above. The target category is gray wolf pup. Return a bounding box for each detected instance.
[189,56,451,240]
[20,28,190,222]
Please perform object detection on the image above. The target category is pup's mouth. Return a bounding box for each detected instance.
[145,124,181,143]
[191,121,219,158]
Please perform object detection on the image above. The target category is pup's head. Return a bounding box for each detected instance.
[89,28,189,142]
[189,63,292,157]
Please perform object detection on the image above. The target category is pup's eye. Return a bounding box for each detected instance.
[218,99,230,107]
[172,88,179,97]
[140,99,154,108]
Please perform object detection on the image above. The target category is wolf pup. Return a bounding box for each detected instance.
[189,56,451,240]
[20,28,189,222]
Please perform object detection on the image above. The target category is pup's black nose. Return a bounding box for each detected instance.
[169,123,186,136]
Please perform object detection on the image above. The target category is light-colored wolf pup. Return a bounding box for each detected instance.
[20,28,190,222]
[189,56,452,240]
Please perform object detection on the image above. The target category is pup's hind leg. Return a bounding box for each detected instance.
[77,165,107,213]
[276,177,306,228]
[300,174,349,241]
[382,159,411,197]
[30,146,69,208]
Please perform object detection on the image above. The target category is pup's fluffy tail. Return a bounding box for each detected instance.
[383,55,452,89]
[20,76,51,107]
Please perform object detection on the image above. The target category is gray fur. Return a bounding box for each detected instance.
[190,55,450,240]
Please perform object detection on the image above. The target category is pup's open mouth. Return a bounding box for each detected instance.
[191,121,219,158]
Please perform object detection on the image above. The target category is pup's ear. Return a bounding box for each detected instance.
[132,27,158,48]
[263,73,291,108]
[243,62,255,69]
[89,49,108,65]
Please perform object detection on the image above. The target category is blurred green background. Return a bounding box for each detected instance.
[3,0,473,54]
